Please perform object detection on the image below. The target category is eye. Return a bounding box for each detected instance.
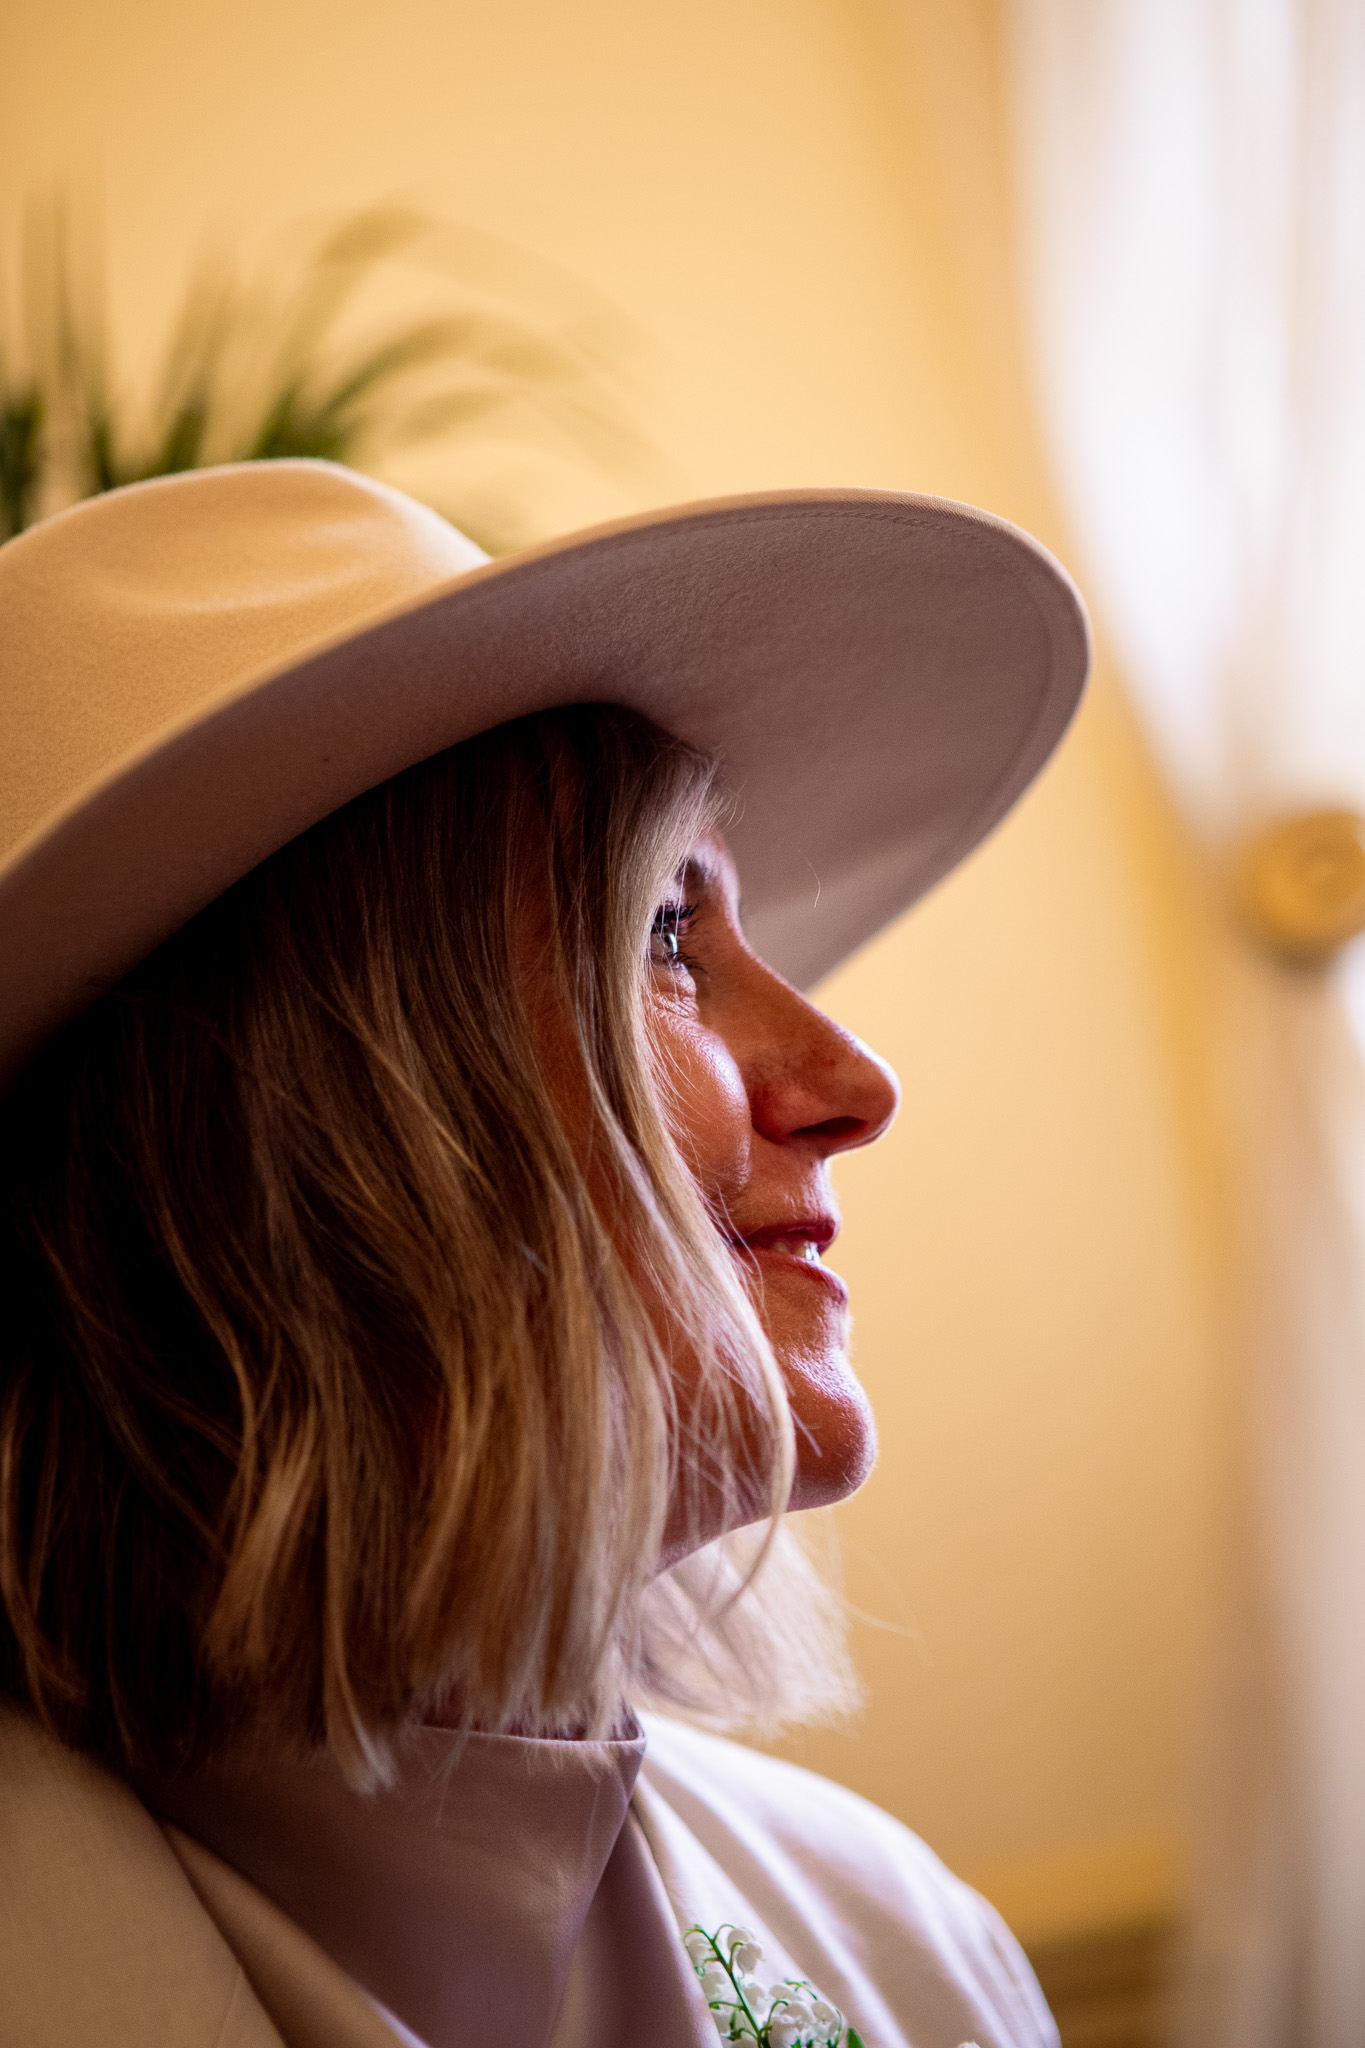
[650,900,698,971]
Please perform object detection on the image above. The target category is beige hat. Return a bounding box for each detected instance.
[0,460,1089,1093]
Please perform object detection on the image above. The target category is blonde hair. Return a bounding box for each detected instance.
[0,705,854,1783]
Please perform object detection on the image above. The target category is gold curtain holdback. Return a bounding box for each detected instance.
[1236,809,1365,965]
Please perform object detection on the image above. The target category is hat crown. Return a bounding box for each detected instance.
[1,461,487,861]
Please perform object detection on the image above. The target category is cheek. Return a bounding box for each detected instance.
[652,1010,752,1200]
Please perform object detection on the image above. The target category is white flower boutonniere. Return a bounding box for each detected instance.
[682,1924,863,2048]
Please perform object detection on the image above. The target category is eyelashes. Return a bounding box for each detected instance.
[651,899,700,972]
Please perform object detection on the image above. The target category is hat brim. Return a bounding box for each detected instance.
[0,487,1087,1090]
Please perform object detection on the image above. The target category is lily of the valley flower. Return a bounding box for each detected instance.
[682,1924,863,2048]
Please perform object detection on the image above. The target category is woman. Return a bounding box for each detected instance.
[0,461,1087,2048]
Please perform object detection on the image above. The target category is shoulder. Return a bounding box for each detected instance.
[0,1703,283,2047]
[639,1713,1007,1941]
[637,1714,1057,2048]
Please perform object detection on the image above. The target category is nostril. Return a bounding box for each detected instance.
[796,1115,864,1141]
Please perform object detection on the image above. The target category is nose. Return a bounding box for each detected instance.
[739,959,900,1157]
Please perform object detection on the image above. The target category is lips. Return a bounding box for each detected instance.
[725,1214,845,1298]
[732,1213,837,1256]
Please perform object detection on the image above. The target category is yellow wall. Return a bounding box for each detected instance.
[0,0,1222,1944]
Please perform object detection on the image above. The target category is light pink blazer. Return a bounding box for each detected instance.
[0,1704,1056,2048]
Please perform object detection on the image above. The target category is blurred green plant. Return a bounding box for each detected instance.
[0,198,661,548]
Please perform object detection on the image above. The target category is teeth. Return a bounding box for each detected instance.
[743,1234,826,1262]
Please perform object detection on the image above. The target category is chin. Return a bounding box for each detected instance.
[754,1264,876,1511]
[781,1348,878,1512]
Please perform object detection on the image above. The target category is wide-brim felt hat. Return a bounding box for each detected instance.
[0,460,1089,1093]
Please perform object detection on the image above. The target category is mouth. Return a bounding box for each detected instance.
[733,1214,839,1257]
[727,1215,847,1299]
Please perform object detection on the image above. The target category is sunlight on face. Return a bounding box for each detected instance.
[644,834,900,1516]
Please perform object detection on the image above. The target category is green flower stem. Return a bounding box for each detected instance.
[683,1923,862,2047]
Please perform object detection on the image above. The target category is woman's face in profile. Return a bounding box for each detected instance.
[646,835,900,1517]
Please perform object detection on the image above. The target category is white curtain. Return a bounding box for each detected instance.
[1003,4,1365,2044]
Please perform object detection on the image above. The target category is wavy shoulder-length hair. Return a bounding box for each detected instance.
[0,704,854,1784]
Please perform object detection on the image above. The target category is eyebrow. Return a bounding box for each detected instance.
[677,852,746,930]
[679,854,715,894]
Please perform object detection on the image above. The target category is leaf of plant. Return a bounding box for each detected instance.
[4,193,666,538]
[0,390,44,538]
